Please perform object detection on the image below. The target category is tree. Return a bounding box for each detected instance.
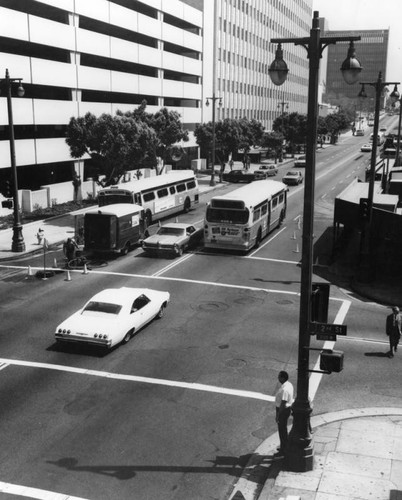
[66,111,158,186]
[66,101,189,185]
[260,131,283,161]
[120,102,189,173]
[273,112,307,152]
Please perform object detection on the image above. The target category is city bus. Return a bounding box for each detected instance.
[204,180,288,252]
[98,170,199,226]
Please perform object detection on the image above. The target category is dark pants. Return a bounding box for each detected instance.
[277,407,291,452]
[389,334,400,353]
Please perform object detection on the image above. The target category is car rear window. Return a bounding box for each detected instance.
[83,301,122,314]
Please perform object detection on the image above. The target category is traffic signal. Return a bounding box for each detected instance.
[1,199,13,209]
[311,283,330,323]
[1,180,13,198]
[320,349,344,373]
[359,197,370,221]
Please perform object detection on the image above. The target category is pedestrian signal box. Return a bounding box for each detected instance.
[1,199,13,209]
[320,350,344,373]
[311,283,330,323]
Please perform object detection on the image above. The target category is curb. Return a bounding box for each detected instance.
[227,407,402,500]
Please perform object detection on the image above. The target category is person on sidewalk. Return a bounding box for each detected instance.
[386,306,402,357]
[63,237,79,264]
[274,370,294,458]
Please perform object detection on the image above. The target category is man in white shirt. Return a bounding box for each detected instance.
[274,370,294,458]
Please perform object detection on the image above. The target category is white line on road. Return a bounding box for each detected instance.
[0,480,89,500]
[152,252,193,277]
[0,357,275,402]
[247,226,288,257]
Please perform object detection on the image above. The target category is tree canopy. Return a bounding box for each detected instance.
[65,101,188,186]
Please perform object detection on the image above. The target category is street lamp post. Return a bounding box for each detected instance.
[205,95,222,186]
[277,100,289,161]
[394,95,402,167]
[268,11,362,472]
[357,74,399,281]
[1,69,25,252]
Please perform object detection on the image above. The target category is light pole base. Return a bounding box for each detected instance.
[285,441,314,472]
[209,178,216,187]
[11,224,25,252]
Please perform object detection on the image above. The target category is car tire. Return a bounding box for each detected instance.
[177,246,184,257]
[156,305,165,319]
[122,328,134,344]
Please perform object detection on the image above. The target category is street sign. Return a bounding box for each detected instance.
[309,322,347,336]
[316,333,337,341]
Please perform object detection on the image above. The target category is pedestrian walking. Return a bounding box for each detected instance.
[274,370,294,458]
[36,228,45,245]
[386,306,402,357]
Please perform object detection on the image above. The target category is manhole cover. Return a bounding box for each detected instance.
[225,358,247,368]
[218,344,229,349]
[234,296,264,305]
[193,301,229,312]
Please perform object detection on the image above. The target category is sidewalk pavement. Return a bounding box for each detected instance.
[229,408,402,500]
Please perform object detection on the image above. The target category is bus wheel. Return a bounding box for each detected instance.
[120,242,130,256]
[184,198,191,212]
[145,210,152,227]
[255,228,262,248]
[279,209,286,226]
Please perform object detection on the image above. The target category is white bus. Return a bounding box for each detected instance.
[204,180,288,252]
[98,170,199,226]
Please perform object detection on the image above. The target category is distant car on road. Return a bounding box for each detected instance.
[142,222,203,256]
[294,155,306,167]
[55,287,170,348]
[222,170,257,183]
[258,164,278,176]
[282,170,303,186]
[380,127,387,132]
[361,143,372,152]
[355,129,365,136]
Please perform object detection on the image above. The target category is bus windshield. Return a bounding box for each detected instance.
[98,191,134,206]
[206,207,249,224]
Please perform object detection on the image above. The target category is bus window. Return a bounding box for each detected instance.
[177,183,186,193]
[261,204,268,216]
[157,188,168,198]
[272,197,278,208]
[186,180,196,190]
[253,208,261,222]
[169,186,176,194]
[143,191,155,202]
[279,193,284,203]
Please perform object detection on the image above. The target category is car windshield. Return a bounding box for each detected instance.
[83,301,122,315]
[286,172,297,176]
[157,227,184,236]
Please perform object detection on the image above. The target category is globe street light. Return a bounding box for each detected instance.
[1,69,25,252]
[268,11,361,472]
[357,74,400,281]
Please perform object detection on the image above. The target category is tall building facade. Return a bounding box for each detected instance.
[0,0,314,192]
[323,28,389,106]
[203,0,313,129]
[0,0,203,189]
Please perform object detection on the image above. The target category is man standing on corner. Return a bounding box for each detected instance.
[274,370,294,458]
[386,306,402,358]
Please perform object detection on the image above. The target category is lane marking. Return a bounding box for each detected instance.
[0,358,275,403]
[152,253,193,277]
[247,226,287,257]
[0,480,89,500]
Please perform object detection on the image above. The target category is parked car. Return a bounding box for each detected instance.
[222,170,256,183]
[355,129,365,136]
[142,222,203,256]
[294,155,306,167]
[253,170,268,180]
[258,164,278,176]
[55,287,170,348]
[282,170,303,185]
[360,143,372,152]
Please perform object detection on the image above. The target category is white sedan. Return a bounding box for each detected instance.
[360,143,372,152]
[55,287,170,348]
